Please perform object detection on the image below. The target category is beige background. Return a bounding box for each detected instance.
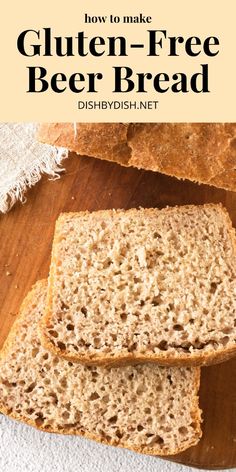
[1,0,235,121]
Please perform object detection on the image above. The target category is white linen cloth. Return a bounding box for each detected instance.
[0,123,68,213]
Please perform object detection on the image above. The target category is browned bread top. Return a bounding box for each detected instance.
[38,123,236,191]
[38,123,130,165]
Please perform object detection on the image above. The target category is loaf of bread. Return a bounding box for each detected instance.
[40,204,236,367]
[0,280,202,456]
[38,123,236,192]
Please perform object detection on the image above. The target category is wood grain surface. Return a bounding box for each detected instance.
[0,153,236,469]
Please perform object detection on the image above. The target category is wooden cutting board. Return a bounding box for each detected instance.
[0,153,236,470]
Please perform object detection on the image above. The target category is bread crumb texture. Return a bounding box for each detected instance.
[0,281,201,456]
[41,204,236,366]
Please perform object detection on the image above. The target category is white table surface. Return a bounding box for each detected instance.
[0,415,233,472]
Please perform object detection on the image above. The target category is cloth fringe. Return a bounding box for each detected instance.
[0,123,68,214]
[0,147,67,213]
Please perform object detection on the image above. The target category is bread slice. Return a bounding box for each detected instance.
[38,123,236,192]
[40,204,236,367]
[0,280,202,456]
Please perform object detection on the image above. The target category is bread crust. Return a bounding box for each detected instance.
[0,280,202,456]
[0,402,202,457]
[39,203,236,367]
[38,123,236,192]
[38,123,130,165]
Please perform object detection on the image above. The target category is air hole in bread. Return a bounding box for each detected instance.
[62,411,70,420]
[178,426,188,435]
[91,371,99,378]
[57,341,66,351]
[222,327,232,334]
[173,324,184,331]
[48,330,58,338]
[158,340,168,351]
[59,377,67,388]
[100,394,108,403]
[61,301,69,311]
[168,303,174,311]
[129,342,137,352]
[146,417,152,424]
[120,313,127,321]
[32,348,39,357]
[118,283,126,290]
[81,306,87,316]
[136,385,145,395]
[25,382,37,393]
[44,379,51,386]
[89,392,100,401]
[103,258,112,269]
[210,282,219,294]
[165,426,172,433]
[134,277,141,284]
[221,336,230,346]
[150,435,164,446]
[49,392,58,405]
[66,324,75,331]
[190,422,197,429]
[94,337,101,347]
[157,436,164,445]
[137,424,144,431]
[152,296,162,306]
[167,375,173,385]
[108,415,118,424]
